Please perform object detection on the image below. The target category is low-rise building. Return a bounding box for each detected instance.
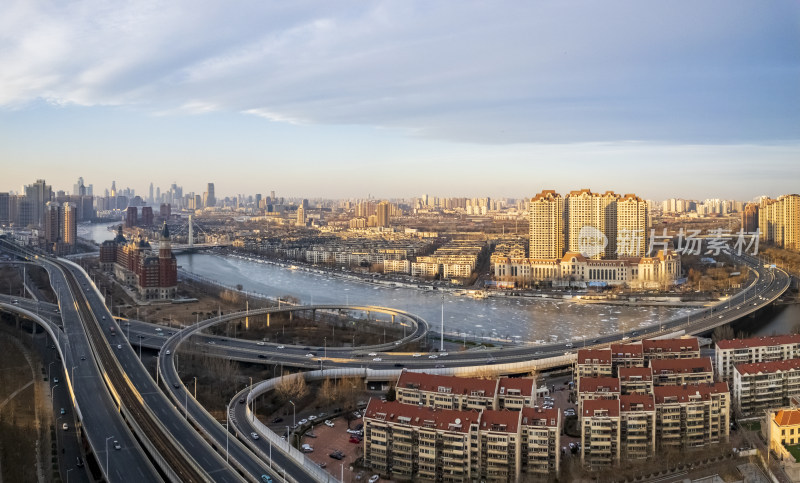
[650,357,714,386]
[733,358,800,416]
[618,367,654,395]
[653,383,730,450]
[715,334,800,382]
[642,337,700,361]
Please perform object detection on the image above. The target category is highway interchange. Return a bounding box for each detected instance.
[0,239,792,483]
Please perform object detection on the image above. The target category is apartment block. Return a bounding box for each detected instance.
[760,194,800,251]
[528,190,564,259]
[733,358,800,416]
[653,383,730,449]
[577,349,612,382]
[363,400,479,481]
[620,394,656,460]
[475,410,522,482]
[610,343,645,373]
[363,400,561,482]
[650,357,714,386]
[497,377,537,410]
[520,408,561,478]
[395,372,501,410]
[578,377,620,417]
[715,334,800,382]
[581,399,621,467]
[618,367,653,395]
[642,337,700,361]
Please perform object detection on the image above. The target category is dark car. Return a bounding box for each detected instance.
[329,452,344,460]
[272,417,283,423]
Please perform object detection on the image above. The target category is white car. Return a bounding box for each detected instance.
[308,415,317,421]
[155,328,162,332]
[277,345,285,349]
[428,355,438,359]
[256,342,265,346]
[373,357,382,362]
[305,353,314,357]
[368,352,377,357]
[440,352,448,357]
[412,353,422,358]
[324,420,334,427]
[251,432,259,440]
[369,476,380,483]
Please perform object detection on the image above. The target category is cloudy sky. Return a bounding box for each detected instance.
[1,1,798,201]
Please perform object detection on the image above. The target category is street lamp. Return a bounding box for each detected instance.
[67,468,74,483]
[71,365,77,385]
[105,436,114,476]
[289,400,296,428]
[48,361,56,382]
[50,384,58,410]
[194,376,197,399]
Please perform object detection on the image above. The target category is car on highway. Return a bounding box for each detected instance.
[251,432,260,440]
[117,344,122,350]
[305,353,315,357]
[261,475,273,483]
[239,397,245,404]
[412,353,421,357]
[256,342,265,346]
[368,352,377,356]
[60,407,65,415]
[62,423,68,430]
[372,357,382,362]
[165,350,171,355]
[208,341,215,345]
[277,345,285,349]
[53,377,59,383]
[428,355,438,359]
[113,440,121,450]
[565,342,573,348]
[155,327,162,332]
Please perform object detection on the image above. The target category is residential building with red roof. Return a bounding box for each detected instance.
[620,395,656,460]
[610,343,644,372]
[475,410,523,481]
[577,349,612,381]
[715,334,800,382]
[395,371,500,410]
[497,377,537,410]
[653,383,730,449]
[733,358,800,416]
[618,367,653,395]
[578,377,620,418]
[642,337,700,361]
[581,399,621,467]
[520,408,561,477]
[650,357,714,386]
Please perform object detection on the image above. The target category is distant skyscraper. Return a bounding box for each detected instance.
[616,194,650,257]
[742,203,759,233]
[529,190,565,259]
[73,177,85,196]
[205,183,216,208]
[44,202,62,244]
[376,201,391,227]
[63,203,77,246]
[24,179,52,227]
[0,192,9,225]
[141,206,154,227]
[296,205,306,226]
[111,180,116,197]
[760,195,800,251]
[125,207,138,228]
[149,183,154,204]
[565,189,619,259]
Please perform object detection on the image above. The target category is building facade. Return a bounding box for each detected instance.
[715,334,800,382]
[733,358,800,416]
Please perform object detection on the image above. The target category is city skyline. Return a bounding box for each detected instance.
[1,1,798,199]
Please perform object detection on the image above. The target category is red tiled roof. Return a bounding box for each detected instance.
[577,349,612,365]
[579,377,620,393]
[363,399,478,434]
[521,407,559,427]
[479,409,521,433]
[650,357,713,374]
[620,394,655,412]
[610,343,643,357]
[618,367,653,381]
[397,371,498,397]
[498,377,535,397]
[735,358,800,376]
[582,399,620,418]
[642,337,699,353]
[653,383,729,404]
[775,409,800,427]
[717,334,800,350]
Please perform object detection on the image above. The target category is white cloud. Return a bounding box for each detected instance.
[0,0,797,144]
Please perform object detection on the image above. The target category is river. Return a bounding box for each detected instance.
[79,221,797,342]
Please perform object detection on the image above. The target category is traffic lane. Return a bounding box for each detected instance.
[231,402,297,482]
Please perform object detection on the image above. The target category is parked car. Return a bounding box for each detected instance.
[324,420,334,427]
[299,419,308,425]
[272,417,283,423]
[369,476,380,483]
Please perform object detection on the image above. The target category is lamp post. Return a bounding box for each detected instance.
[48,361,56,382]
[67,468,74,483]
[50,384,58,410]
[105,436,114,476]
[289,400,296,428]
[71,365,77,385]
[225,412,229,463]
[194,376,197,399]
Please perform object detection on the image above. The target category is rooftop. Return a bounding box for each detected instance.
[717,334,800,350]
[620,394,655,412]
[479,409,521,433]
[521,407,560,427]
[397,371,498,397]
[497,377,535,397]
[363,399,478,434]
[577,349,612,365]
[618,366,653,381]
[642,337,699,353]
[653,383,729,404]
[583,399,620,418]
[650,357,713,374]
[610,343,644,357]
[579,377,620,393]
[775,409,800,427]
[735,358,800,376]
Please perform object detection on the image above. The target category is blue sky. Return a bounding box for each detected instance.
[0,1,798,201]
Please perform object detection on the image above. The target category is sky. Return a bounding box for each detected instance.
[0,0,798,201]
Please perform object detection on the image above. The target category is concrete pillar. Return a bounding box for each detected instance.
[312,309,316,321]
[289,311,293,321]
[391,314,395,324]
